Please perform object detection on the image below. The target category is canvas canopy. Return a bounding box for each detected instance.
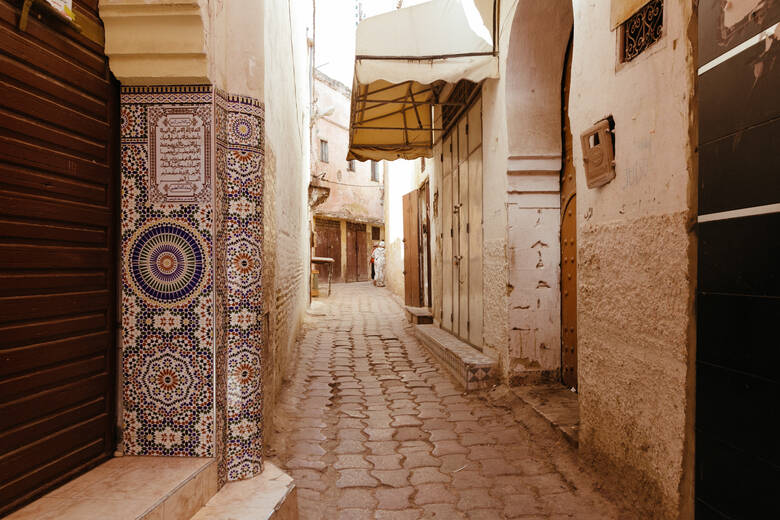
[347,0,498,162]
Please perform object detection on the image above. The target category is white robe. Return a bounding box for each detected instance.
[372,246,386,286]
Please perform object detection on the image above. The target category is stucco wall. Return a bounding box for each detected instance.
[261,0,312,449]
[569,1,696,517]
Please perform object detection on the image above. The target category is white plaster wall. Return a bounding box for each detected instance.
[569,1,696,517]
[261,0,313,446]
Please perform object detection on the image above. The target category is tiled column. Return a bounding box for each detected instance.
[214,91,265,483]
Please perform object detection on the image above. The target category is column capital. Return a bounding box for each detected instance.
[99,0,210,85]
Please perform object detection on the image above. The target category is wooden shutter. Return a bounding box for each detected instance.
[0,0,118,514]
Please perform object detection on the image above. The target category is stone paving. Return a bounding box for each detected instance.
[271,283,626,519]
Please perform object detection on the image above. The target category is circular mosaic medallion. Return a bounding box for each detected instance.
[232,116,255,141]
[128,222,207,306]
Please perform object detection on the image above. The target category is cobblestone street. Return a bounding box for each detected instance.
[271,283,626,519]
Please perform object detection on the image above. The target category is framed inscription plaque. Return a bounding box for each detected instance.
[148,105,212,204]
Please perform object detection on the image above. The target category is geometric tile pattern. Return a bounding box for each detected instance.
[214,90,265,483]
[120,85,215,457]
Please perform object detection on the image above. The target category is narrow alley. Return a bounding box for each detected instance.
[272,283,623,520]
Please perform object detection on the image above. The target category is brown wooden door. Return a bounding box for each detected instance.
[0,1,118,514]
[356,226,368,281]
[402,190,421,306]
[419,180,432,308]
[560,36,577,389]
[345,221,361,282]
[314,218,341,280]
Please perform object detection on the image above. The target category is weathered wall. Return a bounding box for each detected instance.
[261,0,312,450]
[312,72,384,224]
[569,1,696,517]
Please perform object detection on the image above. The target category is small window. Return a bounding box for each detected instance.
[372,226,380,240]
[320,139,329,163]
[371,160,379,182]
[348,159,355,171]
[620,0,663,63]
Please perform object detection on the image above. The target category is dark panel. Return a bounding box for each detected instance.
[696,362,779,467]
[699,117,780,214]
[698,213,780,297]
[699,35,780,145]
[698,293,780,381]
[695,430,780,519]
[698,0,780,66]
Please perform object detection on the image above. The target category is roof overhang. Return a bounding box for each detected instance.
[347,0,498,162]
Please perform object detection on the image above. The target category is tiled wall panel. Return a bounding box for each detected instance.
[120,86,215,457]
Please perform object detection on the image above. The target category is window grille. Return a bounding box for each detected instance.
[320,139,329,163]
[371,161,379,182]
[621,0,663,63]
[348,159,355,171]
[442,80,479,135]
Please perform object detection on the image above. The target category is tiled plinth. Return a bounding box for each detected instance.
[6,457,216,520]
[191,462,297,519]
[414,324,498,391]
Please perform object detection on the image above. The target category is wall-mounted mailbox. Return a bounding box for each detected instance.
[581,119,616,189]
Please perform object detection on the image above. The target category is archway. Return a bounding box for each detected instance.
[504,0,574,384]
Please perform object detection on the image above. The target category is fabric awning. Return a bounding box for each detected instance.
[347,0,498,162]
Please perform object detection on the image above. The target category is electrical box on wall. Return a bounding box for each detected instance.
[581,118,616,188]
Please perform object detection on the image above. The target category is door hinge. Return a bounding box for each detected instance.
[466,222,470,233]
[450,228,453,237]
[451,313,454,323]
[449,143,453,153]
[440,153,444,162]
[466,123,469,135]
[467,320,470,330]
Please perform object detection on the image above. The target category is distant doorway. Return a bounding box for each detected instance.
[314,218,341,280]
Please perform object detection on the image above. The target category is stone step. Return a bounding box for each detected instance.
[404,306,433,324]
[414,324,498,392]
[190,462,297,520]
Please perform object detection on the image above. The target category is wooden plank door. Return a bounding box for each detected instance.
[456,119,469,339]
[451,131,461,336]
[402,190,421,306]
[356,225,368,281]
[561,39,577,389]
[314,218,341,281]
[467,98,483,346]
[346,222,358,282]
[0,0,118,514]
[442,136,453,330]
